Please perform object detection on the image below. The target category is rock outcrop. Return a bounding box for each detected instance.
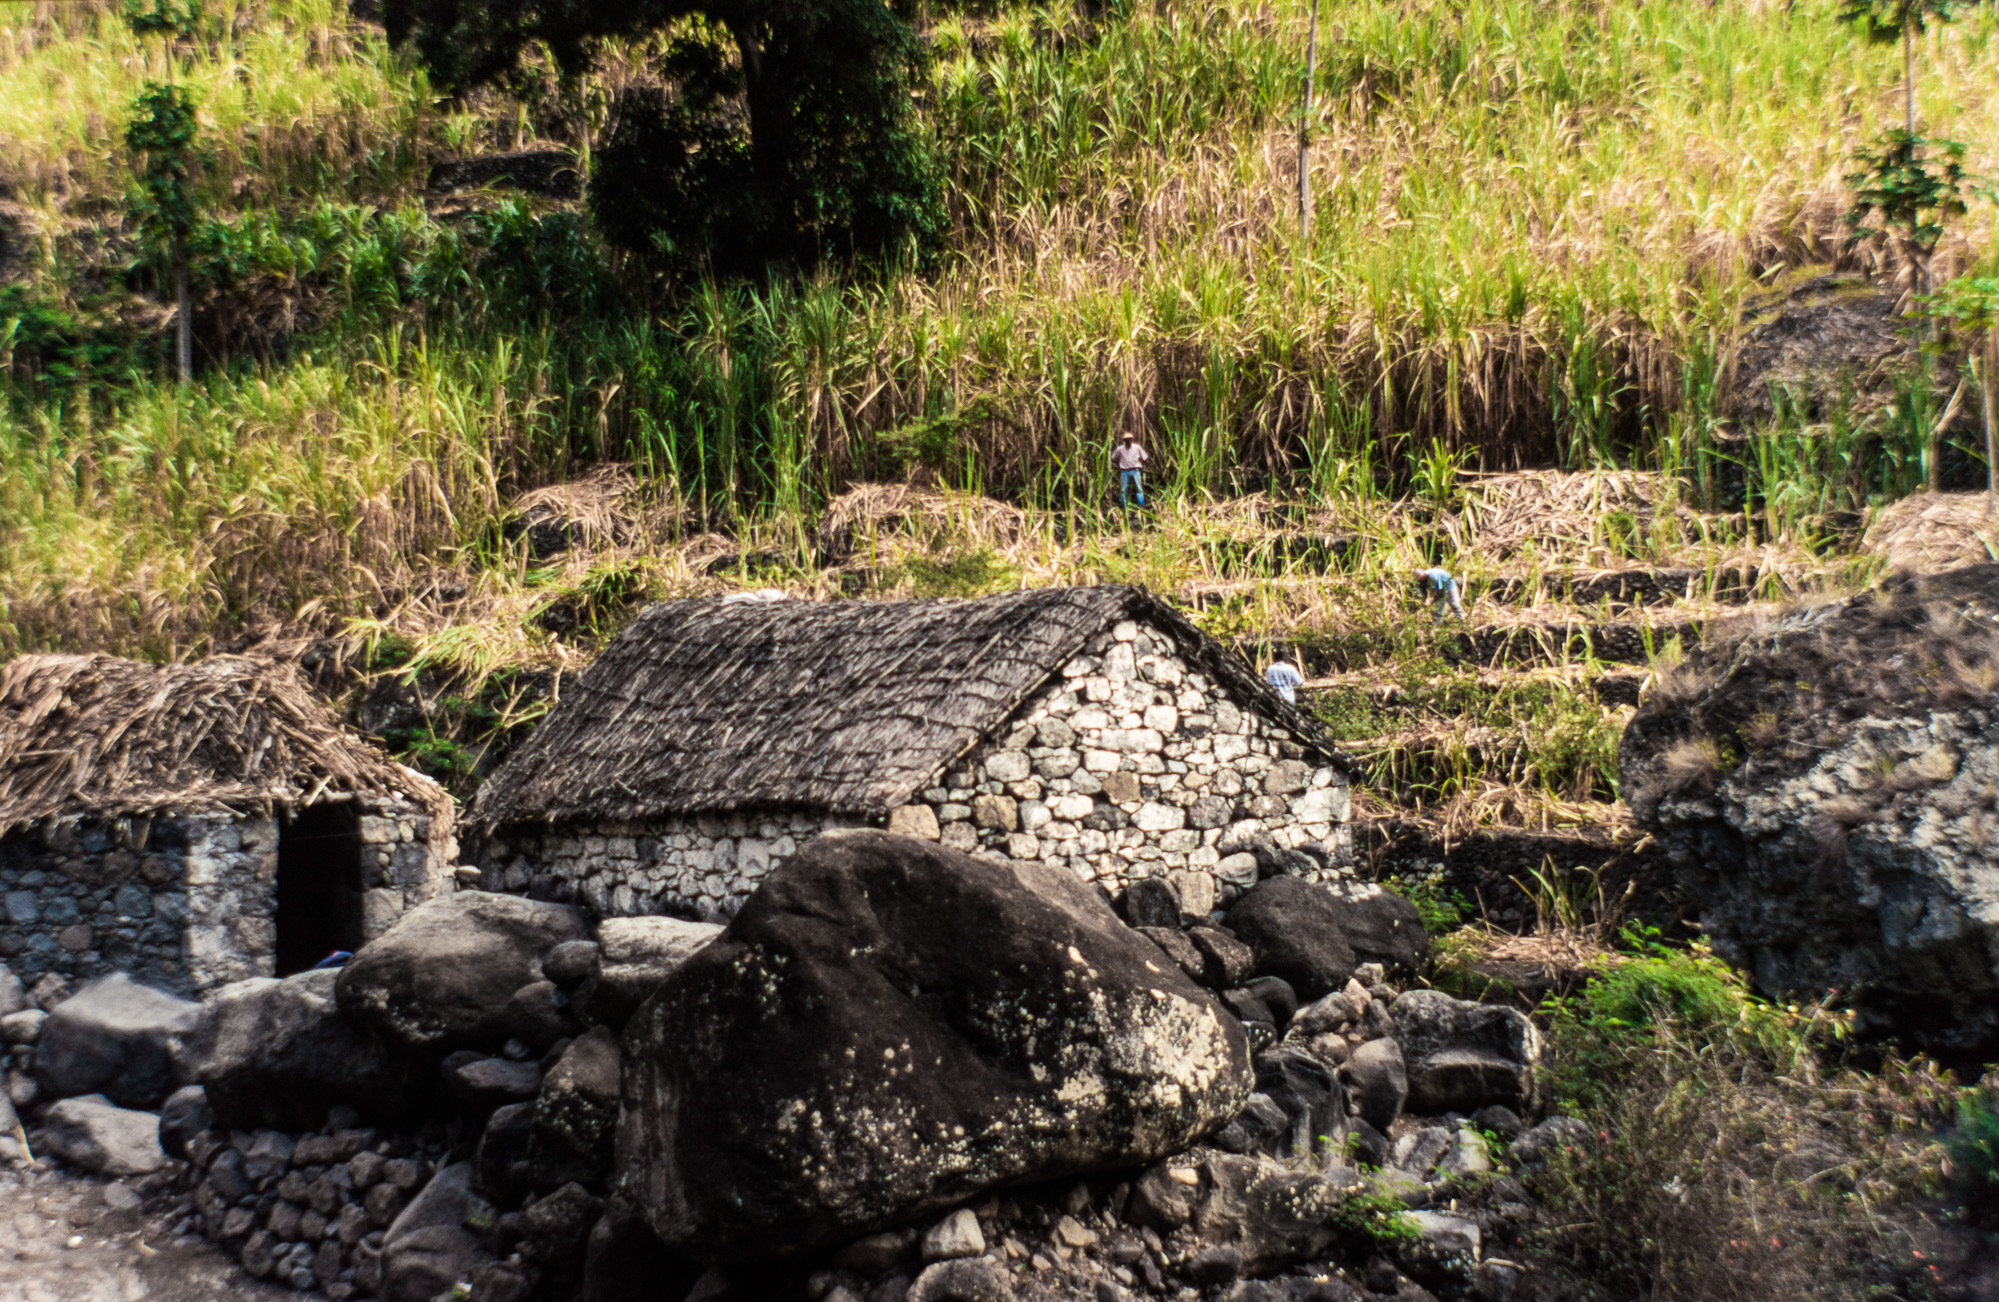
[617,830,1252,1260]
[1621,565,1999,1049]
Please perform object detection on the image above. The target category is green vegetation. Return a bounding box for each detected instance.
[2,0,1996,660]
[1518,937,1955,1300]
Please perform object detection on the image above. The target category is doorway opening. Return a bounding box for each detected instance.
[275,802,365,976]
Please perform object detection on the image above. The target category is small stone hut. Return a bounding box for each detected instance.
[469,586,1350,918]
[0,654,458,996]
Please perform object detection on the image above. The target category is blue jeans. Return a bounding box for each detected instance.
[1118,469,1146,508]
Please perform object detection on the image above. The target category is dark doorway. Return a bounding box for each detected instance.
[275,802,365,976]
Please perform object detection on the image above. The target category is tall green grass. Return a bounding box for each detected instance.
[2,0,1996,654]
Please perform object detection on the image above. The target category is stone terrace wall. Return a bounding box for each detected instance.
[477,618,1351,920]
[0,797,454,997]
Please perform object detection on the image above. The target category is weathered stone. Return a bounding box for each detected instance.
[1187,1152,1346,1275]
[1138,928,1206,984]
[617,830,1250,1261]
[887,805,941,841]
[921,1207,984,1262]
[970,795,1018,833]
[1341,1037,1407,1133]
[441,1052,540,1110]
[158,1083,213,1159]
[336,893,589,1057]
[188,968,425,1130]
[1392,990,1540,1115]
[35,973,201,1108]
[587,917,724,1027]
[1619,566,1999,1050]
[1187,927,1255,988]
[1168,870,1216,921]
[43,1094,166,1176]
[530,1025,620,1191]
[1119,878,1180,931]
[1224,878,1358,1000]
[906,1258,1012,1302]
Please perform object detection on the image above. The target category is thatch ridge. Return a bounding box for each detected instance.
[0,654,448,832]
[471,585,1337,830]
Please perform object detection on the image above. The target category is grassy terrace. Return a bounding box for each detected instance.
[0,0,1994,664]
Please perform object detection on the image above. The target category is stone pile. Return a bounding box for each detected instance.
[2,829,1583,1302]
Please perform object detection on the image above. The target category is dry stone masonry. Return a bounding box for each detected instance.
[476,619,1350,918]
[0,800,455,998]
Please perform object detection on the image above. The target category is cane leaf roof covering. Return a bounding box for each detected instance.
[471,585,1333,828]
[0,653,449,832]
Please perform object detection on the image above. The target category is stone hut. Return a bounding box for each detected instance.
[468,586,1350,919]
[0,654,458,996]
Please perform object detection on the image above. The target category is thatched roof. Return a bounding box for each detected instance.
[0,654,448,832]
[471,585,1337,829]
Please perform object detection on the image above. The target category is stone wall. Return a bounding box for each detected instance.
[477,617,1351,919]
[0,797,455,997]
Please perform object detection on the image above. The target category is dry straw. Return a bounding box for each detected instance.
[0,652,447,830]
[470,584,1334,830]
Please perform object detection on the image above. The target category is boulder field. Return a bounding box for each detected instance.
[1,830,1559,1302]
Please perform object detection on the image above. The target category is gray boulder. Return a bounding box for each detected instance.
[158,1084,213,1159]
[337,892,588,1056]
[583,917,722,1027]
[618,830,1251,1261]
[1341,1037,1407,1133]
[188,968,426,1130]
[35,973,201,1108]
[1223,878,1357,999]
[441,1052,540,1111]
[1391,989,1539,1115]
[1186,1151,1347,1275]
[0,963,25,1017]
[1620,565,1999,1050]
[43,1094,167,1176]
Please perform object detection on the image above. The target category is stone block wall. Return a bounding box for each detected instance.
[904,617,1351,902]
[477,617,1351,919]
[0,796,455,997]
[477,809,868,918]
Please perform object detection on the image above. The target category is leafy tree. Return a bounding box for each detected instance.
[383,0,941,274]
[123,0,204,383]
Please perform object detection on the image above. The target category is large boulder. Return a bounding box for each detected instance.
[531,1025,621,1191]
[618,830,1251,1261]
[337,893,589,1056]
[187,968,426,1130]
[34,973,201,1108]
[1620,565,1999,1049]
[43,1094,167,1176]
[583,917,723,1027]
[1223,878,1357,999]
[1391,990,1539,1115]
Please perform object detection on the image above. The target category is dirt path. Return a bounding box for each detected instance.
[0,1164,292,1302]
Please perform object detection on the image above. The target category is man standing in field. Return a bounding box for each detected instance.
[1113,432,1150,510]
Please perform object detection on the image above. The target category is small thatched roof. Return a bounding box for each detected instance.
[472,585,1335,829]
[0,654,448,832]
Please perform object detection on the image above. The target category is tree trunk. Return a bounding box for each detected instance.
[1903,19,1915,136]
[1983,339,1997,517]
[724,18,795,264]
[1298,0,1319,243]
[174,237,191,386]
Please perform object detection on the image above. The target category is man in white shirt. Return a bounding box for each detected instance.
[1112,433,1149,509]
[1265,659,1304,705]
